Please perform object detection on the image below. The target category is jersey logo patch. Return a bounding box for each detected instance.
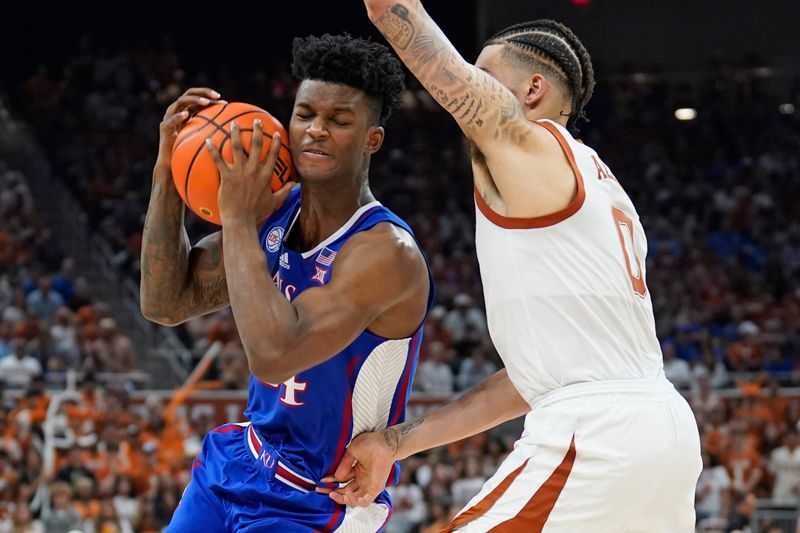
[279,252,290,270]
[311,266,328,285]
[266,227,284,252]
[316,247,337,266]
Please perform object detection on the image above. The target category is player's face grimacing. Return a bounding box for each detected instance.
[289,80,383,183]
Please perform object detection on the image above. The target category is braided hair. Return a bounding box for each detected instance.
[485,20,595,131]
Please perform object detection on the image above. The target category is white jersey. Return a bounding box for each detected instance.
[475,119,663,405]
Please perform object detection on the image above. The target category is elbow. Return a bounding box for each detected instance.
[249,357,293,385]
[365,0,392,19]
[245,339,298,384]
[140,301,181,327]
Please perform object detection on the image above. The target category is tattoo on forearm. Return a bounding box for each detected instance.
[375,4,415,50]
[373,3,530,145]
[382,418,424,455]
[141,173,228,323]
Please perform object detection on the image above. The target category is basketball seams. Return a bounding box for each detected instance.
[176,104,293,223]
[173,103,230,152]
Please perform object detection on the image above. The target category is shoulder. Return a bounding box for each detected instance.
[341,222,424,270]
[333,221,428,294]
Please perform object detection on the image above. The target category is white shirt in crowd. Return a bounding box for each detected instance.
[695,465,730,518]
[386,483,427,533]
[415,360,453,396]
[769,444,800,501]
[0,354,42,388]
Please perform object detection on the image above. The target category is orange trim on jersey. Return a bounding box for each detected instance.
[488,435,577,532]
[474,120,586,229]
[440,459,530,533]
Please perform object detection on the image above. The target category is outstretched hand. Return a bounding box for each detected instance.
[206,120,293,226]
[317,430,397,508]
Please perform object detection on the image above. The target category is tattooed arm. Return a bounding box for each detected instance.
[323,369,530,506]
[365,1,577,219]
[365,1,532,146]
[140,88,230,326]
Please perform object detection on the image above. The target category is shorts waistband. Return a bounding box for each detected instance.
[531,375,677,410]
[244,423,339,493]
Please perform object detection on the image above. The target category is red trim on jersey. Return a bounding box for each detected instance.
[321,505,344,533]
[388,330,420,426]
[327,356,361,476]
[248,425,262,453]
[275,463,316,491]
[379,505,393,530]
[211,424,246,434]
[474,120,586,229]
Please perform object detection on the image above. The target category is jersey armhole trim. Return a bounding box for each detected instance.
[474,120,586,229]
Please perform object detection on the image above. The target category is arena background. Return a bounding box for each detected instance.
[0,1,799,532]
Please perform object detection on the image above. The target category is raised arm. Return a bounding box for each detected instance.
[324,369,530,506]
[364,0,533,149]
[364,1,576,221]
[140,88,230,326]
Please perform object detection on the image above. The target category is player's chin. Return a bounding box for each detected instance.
[295,160,339,183]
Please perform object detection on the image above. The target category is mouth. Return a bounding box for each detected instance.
[301,146,332,158]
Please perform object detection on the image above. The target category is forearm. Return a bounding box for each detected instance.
[386,369,530,459]
[366,1,526,144]
[221,221,299,382]
[140,165,192,325]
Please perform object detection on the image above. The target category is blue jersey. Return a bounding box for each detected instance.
[248,186,433,483]
[167,187,433,532]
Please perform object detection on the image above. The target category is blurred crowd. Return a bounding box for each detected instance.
[0,35,798,532]
[0,164,135,386]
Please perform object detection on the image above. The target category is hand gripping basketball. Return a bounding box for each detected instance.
[205,120,294,226]
[157,88,226,168]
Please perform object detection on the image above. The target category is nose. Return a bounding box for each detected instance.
[306,117,329,140]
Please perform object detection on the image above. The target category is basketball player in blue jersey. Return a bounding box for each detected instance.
[140,34,433,532]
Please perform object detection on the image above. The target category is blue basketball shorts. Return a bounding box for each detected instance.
[165,423,392,532]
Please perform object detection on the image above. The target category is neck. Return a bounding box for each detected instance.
[296,172,375,251]
[523,99,571,127]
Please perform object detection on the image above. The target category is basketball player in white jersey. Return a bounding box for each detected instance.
[320,3,702,531]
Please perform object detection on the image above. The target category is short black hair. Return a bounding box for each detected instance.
[486,20,595,131]
[291,34,405,126]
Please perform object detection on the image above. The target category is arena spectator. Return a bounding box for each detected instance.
[456,347,497,392]
[442,293,486,345]
[40,482,81,533]
[695,452,731,524]
[0,340,42,389]
[50,258,76,303]
[415,340,454,396]
[663,340,693,388]
[768,431,800,501]
[48,307,80,370]
[25,277,64,322]
[450,456,486,509]
[386,468,427,533]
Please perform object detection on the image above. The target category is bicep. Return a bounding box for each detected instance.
[287,286,378,366]
[272,236,426,379]
[369,1,532,147]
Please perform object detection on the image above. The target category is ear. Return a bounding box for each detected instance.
[523,73,549,109]
[364,126,385,155]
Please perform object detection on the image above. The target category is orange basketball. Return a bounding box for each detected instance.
[171,102,295,225]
